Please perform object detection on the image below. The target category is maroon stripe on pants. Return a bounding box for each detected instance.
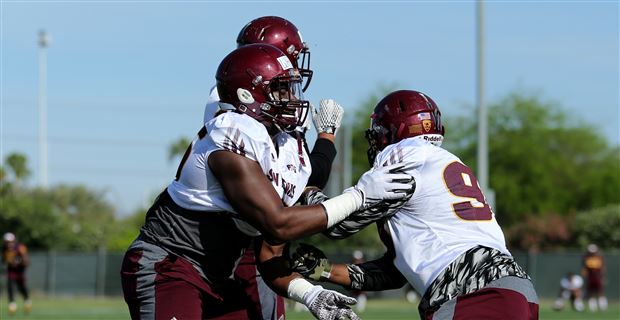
[120,249,144,320]
[452,287,538,320]
[154,254,204,320]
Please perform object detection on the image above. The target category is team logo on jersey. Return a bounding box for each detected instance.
[282,179,296,198]
[422,120,432,132]
[286,164,297,173]
[267,169,280,186]
[266,168,296,198]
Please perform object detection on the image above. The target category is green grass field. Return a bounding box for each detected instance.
[0,297,617,320]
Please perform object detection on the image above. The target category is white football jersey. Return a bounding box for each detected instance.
[203,85,220,124]
[167,112,311,234]
[374,136,509,295]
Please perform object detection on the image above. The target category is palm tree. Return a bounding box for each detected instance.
[5,153,30,186]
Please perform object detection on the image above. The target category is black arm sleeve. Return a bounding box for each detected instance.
[347,254,408,291]
[307,138,337,189]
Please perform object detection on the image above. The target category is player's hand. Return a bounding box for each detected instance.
[325,186,414,239]
[313,99,344,135]
[352,162,415,208]
[304,286,360,320]
[291,243,332,281]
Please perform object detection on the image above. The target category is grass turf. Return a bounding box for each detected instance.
[0,296,617,319]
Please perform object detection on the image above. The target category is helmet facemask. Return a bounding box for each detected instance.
[365,120,390,166]
[263,70,310,132]
[296,44,313,92]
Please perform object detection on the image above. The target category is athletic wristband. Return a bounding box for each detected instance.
[321,189,363,228]
[287,278,316,303]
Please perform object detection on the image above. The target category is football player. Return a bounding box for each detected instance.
[2,232,32,315]
[290,90,540,320]
[120,45,414,320]
[202,16,343,320]
[581,244,607,311]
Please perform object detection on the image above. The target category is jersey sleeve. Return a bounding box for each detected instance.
[206,113,270,164]
[203,85,220,124]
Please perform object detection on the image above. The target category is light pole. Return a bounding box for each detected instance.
[476,1,494,207]
[38,30,50,188]
[476,1,488,192]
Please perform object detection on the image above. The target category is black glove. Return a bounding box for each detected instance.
[290,243,333,281]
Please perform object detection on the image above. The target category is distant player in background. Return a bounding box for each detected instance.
[291,90,539,320]
[581,243,607,311]
[201,16,342,320]
[350,250,367,312]
[2,232,31,315]
[553,272,584,312]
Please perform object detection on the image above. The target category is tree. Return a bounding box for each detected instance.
[0,154,119,250]
[447,93,620,225]
[344,89,619,251]
[168,137,191,162]
[5,153,30,186]
[573,204,620,249]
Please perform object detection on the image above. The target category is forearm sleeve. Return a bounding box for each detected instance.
[307,138,337,189]
[347,254,407,291]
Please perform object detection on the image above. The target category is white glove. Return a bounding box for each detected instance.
[304,285,360,320]
[352,162,414,208]
[313,99,344,135]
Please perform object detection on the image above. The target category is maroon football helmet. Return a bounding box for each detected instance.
[237,16,312,92]
[216,43,310,132]
[366,90,445,165]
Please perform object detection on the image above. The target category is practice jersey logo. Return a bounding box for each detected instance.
[266,168,297,199]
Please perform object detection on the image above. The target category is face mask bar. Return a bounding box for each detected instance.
[297,47,313,92]
[265,75,310,132]
[365,121,389,166]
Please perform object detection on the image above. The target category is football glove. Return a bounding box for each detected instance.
[291,243,332,282]
[352,162,414,208]
[304,285,360,320]
[313,99,344,135]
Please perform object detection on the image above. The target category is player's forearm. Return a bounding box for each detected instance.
[307,137,337,189]
[323,263,352,287]
[256,240,303,297]
[348,257,408,291]
[317,133,336,143]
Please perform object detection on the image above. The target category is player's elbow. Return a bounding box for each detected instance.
[261,213,300,243]
[262,220,295,243]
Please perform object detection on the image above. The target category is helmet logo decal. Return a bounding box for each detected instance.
[277,56,293,70]
[422,120,432,132]
[237,88,255,104]
[409,124,423,134]
[418,112,431,120]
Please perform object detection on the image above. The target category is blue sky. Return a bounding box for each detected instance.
[2,1,618,215]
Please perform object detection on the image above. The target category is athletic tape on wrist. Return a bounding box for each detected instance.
[321,189,363,228]
[287,278,316,303]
